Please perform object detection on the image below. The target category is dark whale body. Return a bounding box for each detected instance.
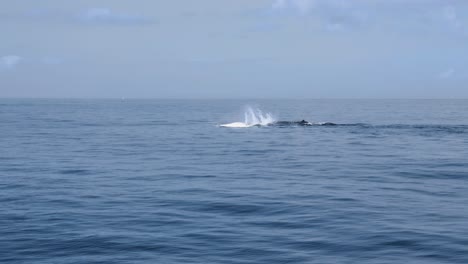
[274,120,337,126]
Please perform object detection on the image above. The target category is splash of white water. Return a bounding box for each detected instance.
[220,107,276,128]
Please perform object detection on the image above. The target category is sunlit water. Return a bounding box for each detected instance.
[1,99,468,264]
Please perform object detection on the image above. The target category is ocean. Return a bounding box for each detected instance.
[1,99,468,263]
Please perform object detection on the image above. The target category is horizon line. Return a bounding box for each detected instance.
[1,97,468,100]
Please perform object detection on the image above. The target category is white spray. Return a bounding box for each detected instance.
[243,107,275,126]
[220,106,276,128]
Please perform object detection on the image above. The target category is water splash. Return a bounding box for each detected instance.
[244,107,275,126]
[220,107,276,128]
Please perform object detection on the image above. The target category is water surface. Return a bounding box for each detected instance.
[1,99,468,263]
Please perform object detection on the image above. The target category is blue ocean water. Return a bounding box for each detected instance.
[1,99,468,264]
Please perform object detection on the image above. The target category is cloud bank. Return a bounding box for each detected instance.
[0,55,22,70]
[268,0,466,33]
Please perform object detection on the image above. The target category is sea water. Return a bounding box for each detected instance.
[1,99,468,263]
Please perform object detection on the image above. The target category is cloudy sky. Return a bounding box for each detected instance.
[1,0,467,98]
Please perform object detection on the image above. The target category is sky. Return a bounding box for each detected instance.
[1,0,467,99]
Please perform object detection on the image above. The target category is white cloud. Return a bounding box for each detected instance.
[438,68,455,79]
[0,55,22,70]
[326,22,344,32]
[16,7,153,26]
[0,55,66,71]
[443,5,461,29]
[82,8,113,21]
[272,0,287,10]
[269,0,365,30]
[292,0,316,14]
[77,8,150,25]
[444,6,457,21]
[268,1,467,34]
[271,0,316,14]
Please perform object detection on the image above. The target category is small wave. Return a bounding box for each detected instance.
[345,124,468,134]
[59,169,92,175]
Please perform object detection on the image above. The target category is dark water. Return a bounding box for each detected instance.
[1,99,468,264]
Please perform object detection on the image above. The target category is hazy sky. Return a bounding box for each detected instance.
[1,0,467,98]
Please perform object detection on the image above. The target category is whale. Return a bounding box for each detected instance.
[219,107,338,128]
[275,120,337,126]
[220,119,337,128]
